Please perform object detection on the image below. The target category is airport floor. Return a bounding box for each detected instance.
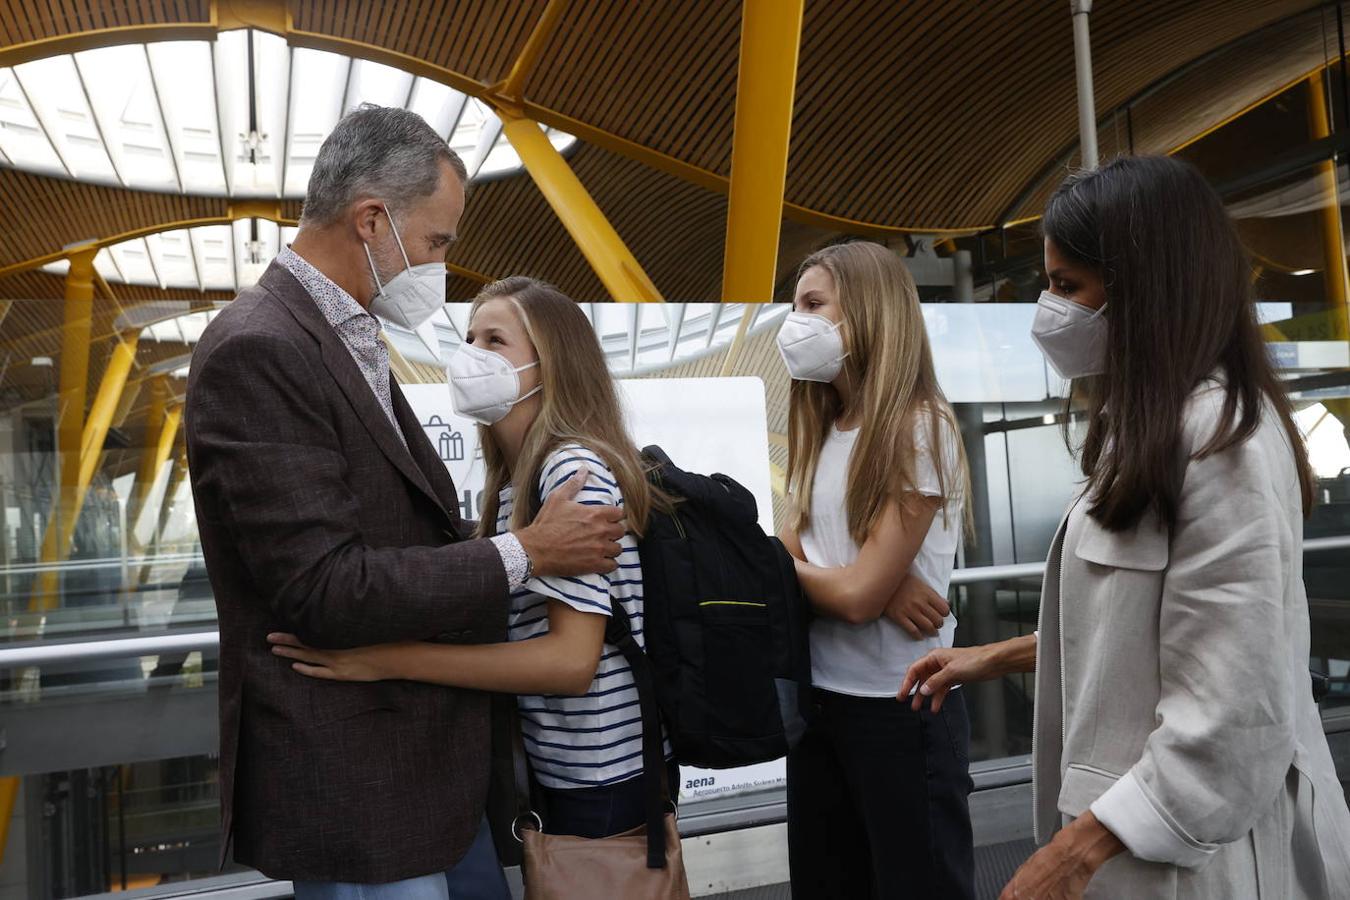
[707,837,1036,900]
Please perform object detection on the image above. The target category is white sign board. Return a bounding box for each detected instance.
[403,377,786,802]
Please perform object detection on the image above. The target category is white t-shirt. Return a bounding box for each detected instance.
[800,414,962,697]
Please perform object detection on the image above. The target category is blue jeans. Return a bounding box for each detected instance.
[292,817,509,900]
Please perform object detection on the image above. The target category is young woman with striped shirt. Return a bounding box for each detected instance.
[269,276,675,841]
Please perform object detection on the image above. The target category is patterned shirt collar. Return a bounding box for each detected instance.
[277,246,370,330]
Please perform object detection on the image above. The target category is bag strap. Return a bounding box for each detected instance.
[509,714,541,840]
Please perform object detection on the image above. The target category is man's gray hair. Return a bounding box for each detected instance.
[300,104,467,226]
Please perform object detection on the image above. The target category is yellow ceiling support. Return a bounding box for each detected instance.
[496,0,568,100]
[1306,72,1350,330]
[719,306,755,377]
[721,0,805,302]
[498,111,663,302]
[30,325,141,610]
[78,332,140,485]
[0,776,17,866]
[124,375,171,542]
[768,460,786,498]
[126,377,174,542]
[29,246,99,609]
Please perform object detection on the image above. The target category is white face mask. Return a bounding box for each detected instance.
[447,342,541,425]
[776,311,849,382]
[1030,290,1108,379]
[364,205,446,331]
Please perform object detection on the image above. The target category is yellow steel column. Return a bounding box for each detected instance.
[1307,71,1350,336]
[77,332,140,490]
[125,377,170,538]
[498,111,663,302]
[720,0,805,301]
[0,776,16,866]
[30,245,98,610]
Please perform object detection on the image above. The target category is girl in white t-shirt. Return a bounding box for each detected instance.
[775,241,975,899]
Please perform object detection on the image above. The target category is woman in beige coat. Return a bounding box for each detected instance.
[902,155,1350,899]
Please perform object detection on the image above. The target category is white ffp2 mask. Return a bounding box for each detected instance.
[365,205,446,331]
[776,312,848,382]
[447,342,541,425]
[1030,290,1108,379]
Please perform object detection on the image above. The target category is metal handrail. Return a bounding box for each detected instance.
[2,534,1346,669]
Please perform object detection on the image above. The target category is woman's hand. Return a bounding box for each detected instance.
[898,645,997,712]
[882,573,950,638]
[268,633,388,682]
[999,812,1124,900]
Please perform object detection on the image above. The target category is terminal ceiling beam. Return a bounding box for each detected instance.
[30,246,98,610]
[126,377,176,543]
[499,111,663,302]
[720,0,805,301]
[1306,71,1350,319]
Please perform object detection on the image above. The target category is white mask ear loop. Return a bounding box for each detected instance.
[383,204,413,270]
[363,204,412,296]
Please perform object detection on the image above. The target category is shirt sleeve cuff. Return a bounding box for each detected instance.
[1090,770,1219,869]
[489,533,529,589]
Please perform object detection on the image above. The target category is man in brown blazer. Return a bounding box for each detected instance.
[185,105,624,899]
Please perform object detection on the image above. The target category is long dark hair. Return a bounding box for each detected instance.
[1042,155,1313,532]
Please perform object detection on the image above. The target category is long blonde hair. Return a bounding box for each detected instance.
[470,277,672,537]
[786,242,972,544]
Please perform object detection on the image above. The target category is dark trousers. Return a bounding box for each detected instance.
[787,688,975,900]
[535,761,681,839]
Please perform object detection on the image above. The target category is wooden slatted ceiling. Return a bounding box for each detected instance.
[451,143,835,300]
[0,0,1329,240]
[0,0,211,46]
[1006,7,1331,224]
[0,169,231,269]
[291,0,551,86]
[519,0,1320,229]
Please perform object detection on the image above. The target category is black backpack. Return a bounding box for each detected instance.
[634,444,813,769]
[522,444,814,869]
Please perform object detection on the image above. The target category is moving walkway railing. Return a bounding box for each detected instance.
[2,534,1347,669]
[9,536,1350,900]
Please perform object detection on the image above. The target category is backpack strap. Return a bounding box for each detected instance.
[605,601,670,869]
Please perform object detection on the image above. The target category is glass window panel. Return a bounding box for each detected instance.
[346,59,414,113]
[147,41,226,194]
[409,80,466,139]
[145,230,199,289]
[13,56,117,182]
[92,248,118,282]
[107,239,158,286]
[75,45,177,190]
[284,47,349,196]
[0,67,66,173]
[449,98,490,167]
[192,225,235,290]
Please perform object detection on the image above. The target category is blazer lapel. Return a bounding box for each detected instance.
[260,262,450,522]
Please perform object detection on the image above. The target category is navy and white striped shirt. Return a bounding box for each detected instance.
[497,444,668,789]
